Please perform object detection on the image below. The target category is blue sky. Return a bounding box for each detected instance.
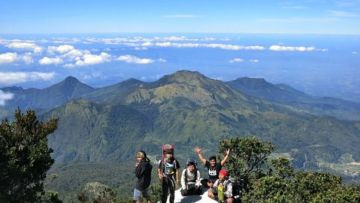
[1,0,360,34]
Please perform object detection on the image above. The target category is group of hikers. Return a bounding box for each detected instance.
[134,144,236,203]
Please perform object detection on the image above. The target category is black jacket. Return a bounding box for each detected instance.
[135,159,153,190]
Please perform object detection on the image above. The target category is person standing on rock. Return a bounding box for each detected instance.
[134,150,153,203]
[158,144,180,203]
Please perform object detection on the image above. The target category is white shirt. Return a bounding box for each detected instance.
[181,168,201,190]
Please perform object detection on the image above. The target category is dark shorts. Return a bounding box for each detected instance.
[133,188,150,201]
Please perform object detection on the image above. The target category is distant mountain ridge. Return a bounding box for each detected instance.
[0,76,94,120]
[1,76,94,110]
[1,71,360,170]
[227,77,360,120]
[2,72,360,121]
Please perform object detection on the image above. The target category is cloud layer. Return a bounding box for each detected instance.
[269,45,318,52]
[117,55,155,64]
[39,57,63,65]
[0,52,18,64]
[0,90,14,106]
[6,41,42,53]
[0,52,33,64]
[0,72,55,85]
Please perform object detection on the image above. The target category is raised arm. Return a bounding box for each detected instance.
[194,147,207,165]
[220,149,231,166]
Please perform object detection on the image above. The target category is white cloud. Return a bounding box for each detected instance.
[22,53,34,64]
[117,55,154,64]
[0,72,55,85]
[134,47,148,51]
[0,90,14,106]
[63,49,88,59]
[6,41,42,53]
[146,42,265,51]
[249,59,260,63]
[206,44,265,51]
[48,45,75,54]
[269,45,317,52]
[39,57,63,65]
[0,52,33,64]
[50,38,81,44]
[352,51,358,55]
[46,44,110,67]
[229,58,244,63]
[163,36,187,41]
[84,36,231,46]
[65,52,111,67]
[0,52,18,64]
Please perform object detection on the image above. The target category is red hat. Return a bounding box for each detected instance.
[219,169,229,177]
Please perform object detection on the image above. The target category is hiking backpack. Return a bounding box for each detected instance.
[224,178,241,202]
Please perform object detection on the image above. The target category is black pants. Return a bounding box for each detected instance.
[201,178,217,188]
[161,176,176,203]
[180,185,202,196]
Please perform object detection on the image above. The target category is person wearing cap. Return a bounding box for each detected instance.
[208,169,234,203]
[134,150,153,203]
[158,145,180,203]
[194,147,230,186]
[180,159,202,196]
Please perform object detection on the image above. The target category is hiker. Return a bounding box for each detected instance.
[158,144,180,203]
[194,147,230,187]
[134,150,153,203]
[180,159,202,196]
[208,169,234,203]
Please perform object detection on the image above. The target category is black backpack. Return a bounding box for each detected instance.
[224,178,241,202]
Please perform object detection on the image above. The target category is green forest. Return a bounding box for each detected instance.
[1,110,359,202]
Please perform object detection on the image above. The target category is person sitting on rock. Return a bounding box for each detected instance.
[180,159,202,196]
[208,169,234,203]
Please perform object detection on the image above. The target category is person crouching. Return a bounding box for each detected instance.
[180,159,202,196]
[208,169,234,203]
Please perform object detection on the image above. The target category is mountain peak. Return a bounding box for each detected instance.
[120,78,144,85]
[51,76,94,91]
[62,76,82,85]
[233,77,270,88]
[170,70,205,79]
[158,70,209,85]
[43,76,94,101]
